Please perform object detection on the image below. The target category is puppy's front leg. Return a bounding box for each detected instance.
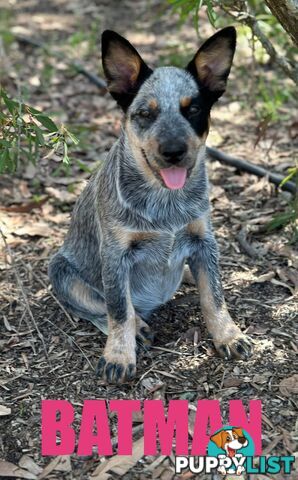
[96,242,136,384]
[187,218,252,360]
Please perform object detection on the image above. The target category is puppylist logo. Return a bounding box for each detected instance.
[175,425,295,476]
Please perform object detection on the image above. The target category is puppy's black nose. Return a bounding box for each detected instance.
[238,437,247,445]
[159,141,187,164]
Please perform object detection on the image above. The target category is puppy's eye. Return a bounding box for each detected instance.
[188,105,200,115]
[137,109,151,118]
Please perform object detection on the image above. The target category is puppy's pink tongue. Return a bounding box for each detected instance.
[160,167,187,190]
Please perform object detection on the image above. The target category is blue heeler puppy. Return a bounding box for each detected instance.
[49,27,253,384]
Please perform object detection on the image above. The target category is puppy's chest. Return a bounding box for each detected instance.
[129,229,189,266]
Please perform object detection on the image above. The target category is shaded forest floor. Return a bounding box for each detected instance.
[0,0,297,479]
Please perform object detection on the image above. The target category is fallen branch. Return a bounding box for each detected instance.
[206,147,297,194]
[236,227,262,258]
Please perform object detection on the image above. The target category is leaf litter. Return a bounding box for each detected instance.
[0,0,297,479]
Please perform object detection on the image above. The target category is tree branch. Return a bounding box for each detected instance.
[206,147,297,194]
[219,2,298,84]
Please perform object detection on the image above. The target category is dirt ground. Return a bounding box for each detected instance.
[0,0,297,479]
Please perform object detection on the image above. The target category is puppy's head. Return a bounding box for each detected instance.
[102,28,236,190]
[211,428,248,456]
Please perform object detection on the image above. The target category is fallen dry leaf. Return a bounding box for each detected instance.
[279,374,298,397]
[223,377,243,387]
[19,456,42,476]
[14,223,53,238]
[90,437,144,479]
[209,184,226,201]
[45,186,77,203]
[0,405,11,416]
[253,271,275,283]
[182,326,202,343]
[0,460,37,479]
[38,456,71,479]
[277,267,298,294]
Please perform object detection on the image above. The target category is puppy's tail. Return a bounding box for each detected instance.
[48,253,108,334]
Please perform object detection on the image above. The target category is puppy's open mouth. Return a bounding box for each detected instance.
[227,446,236,457]
[141,149,188,190]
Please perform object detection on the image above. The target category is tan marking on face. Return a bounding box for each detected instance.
[70,279,106,315]
[187,217,207,239]
[125,118,161,186]
[148,98,158,110]
[180,96,192,108]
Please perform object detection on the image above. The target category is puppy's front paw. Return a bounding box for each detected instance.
[215,333,253,361]
[96,351,136,384]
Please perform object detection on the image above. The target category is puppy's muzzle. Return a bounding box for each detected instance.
[158,140,188,166]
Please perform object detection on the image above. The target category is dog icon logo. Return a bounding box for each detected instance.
[208,426,254,476]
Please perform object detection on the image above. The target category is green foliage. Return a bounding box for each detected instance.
[266,165,298,242]
[0,8,14,48]
[159,44,193,67]
[66,20,99,58]
[168,0,217,31]
[0,88,79,173]
[255,76,294,123]
[267,201,298,244]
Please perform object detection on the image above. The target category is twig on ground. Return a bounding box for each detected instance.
[45,313,94,370]
[19,260,76,328]
[0,226,49,360]
[207,147,297,194]
[151,346,192,356]
[236,227,262,258]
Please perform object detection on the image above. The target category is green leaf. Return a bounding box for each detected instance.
[0,149,15,173]
[1,90,19,114]
[279,168,297,187]
[66,130,79,145]
[28,105,43,115]
[63,142,70,164]
[34,114,58,133]
[33,125,45,146]
[267,210,296,231]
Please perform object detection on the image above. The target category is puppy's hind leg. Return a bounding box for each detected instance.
[48,254,108,333]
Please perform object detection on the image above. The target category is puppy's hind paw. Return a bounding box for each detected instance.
[216,334,253,361]
[135,317,154,353]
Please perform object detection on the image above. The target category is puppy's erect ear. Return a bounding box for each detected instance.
[210,430,225,449]
[101,30,153,111]
[186,27,236,101]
